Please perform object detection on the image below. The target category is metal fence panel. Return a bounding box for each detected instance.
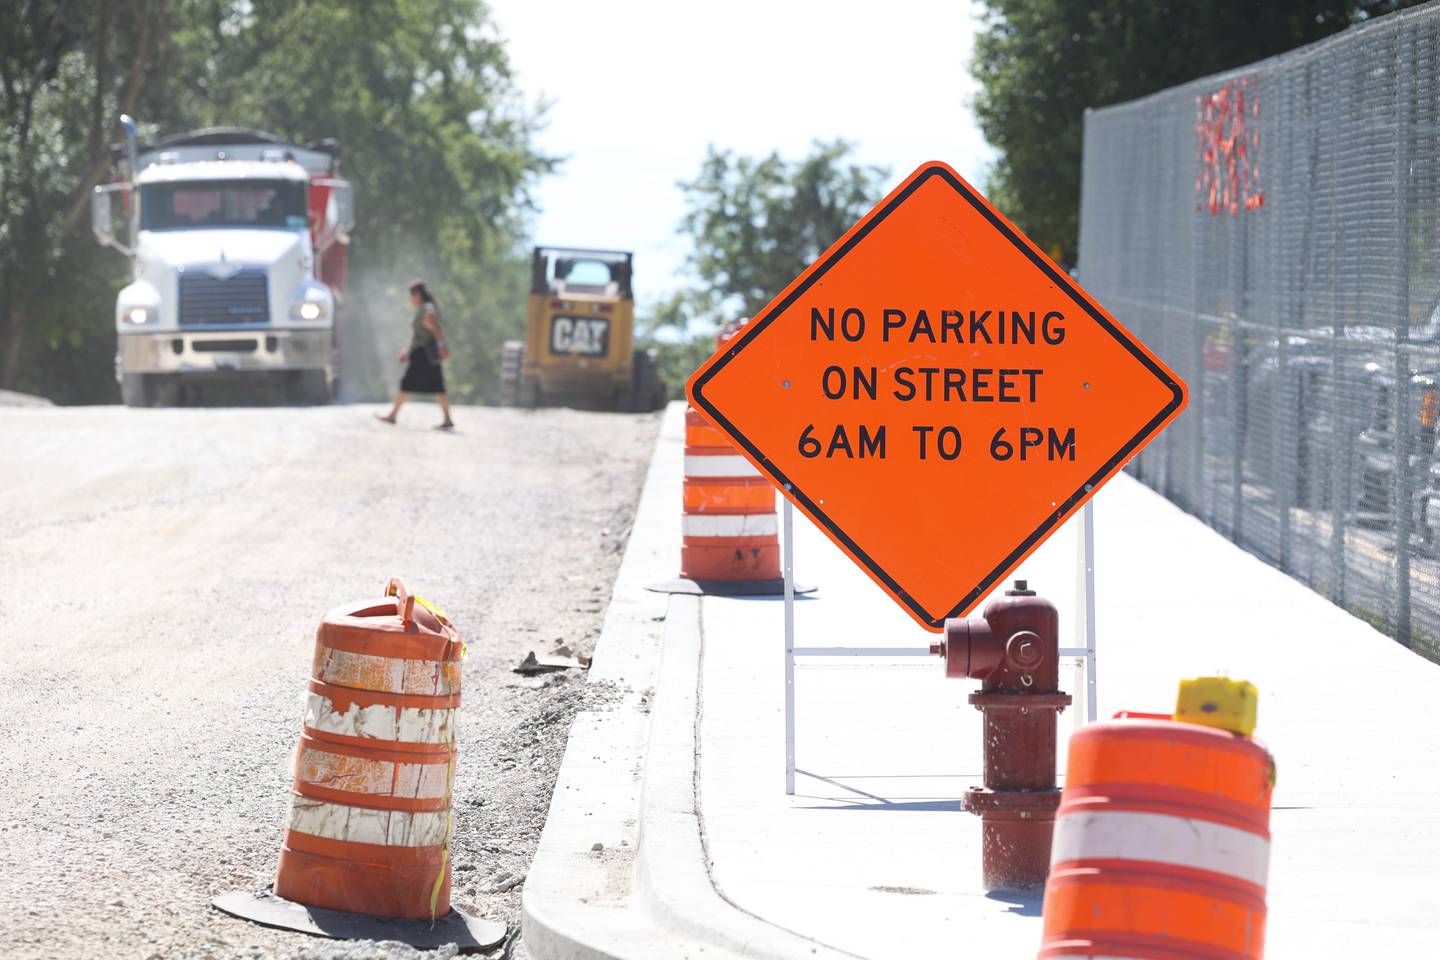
[1079,5,1440,662]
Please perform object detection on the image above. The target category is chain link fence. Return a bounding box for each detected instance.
[1079,4,1440,662]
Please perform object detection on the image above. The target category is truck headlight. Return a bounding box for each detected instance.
[125,306,152,325]
[298,301,323,321]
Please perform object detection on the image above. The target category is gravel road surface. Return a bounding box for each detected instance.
[0,403,659,960]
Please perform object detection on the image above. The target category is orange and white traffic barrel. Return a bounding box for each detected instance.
[681,407,782,582]
[1039,678,1274,960]
[274,579,462,919]
[651,320,814,596]
[213,580,504,949]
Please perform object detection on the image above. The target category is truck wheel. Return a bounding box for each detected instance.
[499,340,524,406]
[155,378,182,406]
[630,349,665,412]
[120,375,150,408]
[294,371,331,406]
[329,336,344,402]
[519,375,540,409]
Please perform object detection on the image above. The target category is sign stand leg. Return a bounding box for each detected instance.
[1077,500,1098,723]
[1072,656,1086,736]
[784,498,796,796]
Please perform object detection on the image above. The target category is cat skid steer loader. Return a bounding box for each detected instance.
[499,246,665,410]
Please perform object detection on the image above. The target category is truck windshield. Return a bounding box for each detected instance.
[140,180,307,231]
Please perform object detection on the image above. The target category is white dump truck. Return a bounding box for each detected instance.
[92,117,354,405]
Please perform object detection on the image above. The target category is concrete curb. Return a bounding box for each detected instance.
[634,596,859,959]
[522,403,850,959]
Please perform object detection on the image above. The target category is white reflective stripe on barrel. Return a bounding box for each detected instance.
[287,796,450,847]
[682,513,779,537]
[315,647,460,696]
[684,454,761,478]
[1050,810,1270,887]
[296,745,451,799]
[304,692,455,744]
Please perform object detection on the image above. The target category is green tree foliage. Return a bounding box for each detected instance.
[1,0,550,403]
[1,1,163,400]
[679,141,888,325]
[643,140,888,397]
[972,0,1428,266]
[635,290,717,400]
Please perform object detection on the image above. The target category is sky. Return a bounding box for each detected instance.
[485,0,995,309]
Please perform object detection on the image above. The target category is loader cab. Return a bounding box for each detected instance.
[501,246,663,410]
[533,248,633,300]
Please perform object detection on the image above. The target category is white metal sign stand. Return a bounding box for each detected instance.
[783,498,1099,794]
[783,499,796,796]
[786,499,931,795]
[1059,500,1099,728]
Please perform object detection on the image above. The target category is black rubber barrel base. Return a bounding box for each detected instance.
[646,577,816,597]
[213,888,507,952]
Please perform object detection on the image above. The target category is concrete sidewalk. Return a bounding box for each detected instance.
[524,402,1440,958]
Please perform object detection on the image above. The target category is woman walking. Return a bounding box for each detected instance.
[377,280,455,429]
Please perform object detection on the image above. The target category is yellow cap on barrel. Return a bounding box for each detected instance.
[1174,676,1258,736]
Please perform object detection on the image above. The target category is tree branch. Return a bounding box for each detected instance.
[57,0,153,234]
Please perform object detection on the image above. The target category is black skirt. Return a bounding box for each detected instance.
[400,348,446,394]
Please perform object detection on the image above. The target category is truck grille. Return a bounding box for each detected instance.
[179,270,270,326]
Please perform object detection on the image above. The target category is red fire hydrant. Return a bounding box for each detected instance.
[930,580,1070,890]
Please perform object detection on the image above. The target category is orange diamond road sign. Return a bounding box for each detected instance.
[686,161,1187,632]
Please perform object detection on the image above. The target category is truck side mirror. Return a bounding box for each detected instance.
[330,181,355,238]
[92,187,113,245]
[92,184,132,255]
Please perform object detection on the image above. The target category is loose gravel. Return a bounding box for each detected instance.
[0,403,658,959]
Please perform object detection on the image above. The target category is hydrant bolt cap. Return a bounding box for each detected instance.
[1005,630,1045,672]
[1006,580,1037,596]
